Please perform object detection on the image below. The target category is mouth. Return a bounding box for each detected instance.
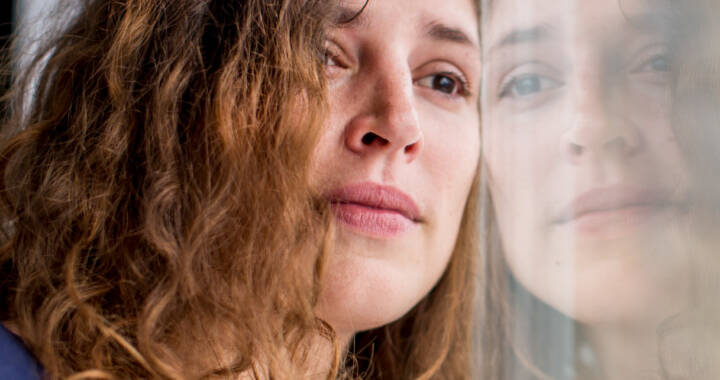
[552,185,686,233]
[325,182,422,237]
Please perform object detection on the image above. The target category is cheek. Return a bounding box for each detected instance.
[483,120,555,235]
[417,111,479,262]
[310,113,349,186]
[483,116,571,305]
[424,112,480,191]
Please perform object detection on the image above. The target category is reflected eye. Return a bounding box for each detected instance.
[637,55,671,72]
[416,72,469,97]
[650,56,670,71]
[499,74,561,99]
[630,51,672,87]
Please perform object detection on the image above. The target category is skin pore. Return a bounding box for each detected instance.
[482,1,692,378]
[313,0,481,351]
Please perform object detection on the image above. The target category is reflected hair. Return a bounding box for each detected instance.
[476,1,720,379]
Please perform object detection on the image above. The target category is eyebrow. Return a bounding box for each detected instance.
[426,21,478,48]
[331,5,370,28]
[330,7,479,49]
[487,24,554,55]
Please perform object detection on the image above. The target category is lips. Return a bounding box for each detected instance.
[552,185,683,229]
[325,182,421,237]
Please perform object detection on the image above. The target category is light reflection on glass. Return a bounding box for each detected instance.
[475,0,720,379]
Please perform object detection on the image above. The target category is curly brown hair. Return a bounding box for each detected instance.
[0,0,480,379]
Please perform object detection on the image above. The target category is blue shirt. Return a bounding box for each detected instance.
[0,324,42,379]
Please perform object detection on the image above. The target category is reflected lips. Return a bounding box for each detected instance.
[553,186,679,233]
[326,182,421,237]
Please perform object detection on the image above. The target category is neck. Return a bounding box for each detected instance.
[238,330,354,380]
[583,323,662,380]
[302,330,354,379]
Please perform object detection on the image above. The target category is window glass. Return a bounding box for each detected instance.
[476,1,720,379]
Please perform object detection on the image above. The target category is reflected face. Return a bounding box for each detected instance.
[312,0,481,335]
[482,0,691,324]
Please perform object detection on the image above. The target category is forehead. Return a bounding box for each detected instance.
[483,0,666,48]
[333,0,480,45]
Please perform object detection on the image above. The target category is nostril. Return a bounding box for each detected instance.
[361,133,375,145]
[361,132,388,146]
[568,143,584,156]
[404,143,418,154]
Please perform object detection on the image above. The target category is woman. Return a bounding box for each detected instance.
[476,0,715,378]
[0,0,483,378]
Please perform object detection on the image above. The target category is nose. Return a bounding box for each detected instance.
[344,68,423,163]
[561,86,642,163]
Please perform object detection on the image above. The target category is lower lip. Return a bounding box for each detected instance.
[564,204,674,236]
[331,202,416,237]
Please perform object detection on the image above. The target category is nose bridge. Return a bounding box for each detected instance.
[562,70,641,159]
[372,60,420,144]
[570,81,613,147]
[343,55,423,161]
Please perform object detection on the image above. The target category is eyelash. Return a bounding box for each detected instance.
[633,53,671,73]
[416,71,472,98]
[323,48,347,68]
[322,38,353,69]
[498,73,561,99]
[323,41,472,98]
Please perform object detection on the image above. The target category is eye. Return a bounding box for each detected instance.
[629,50,672,87]
[324,52,337,66]
[324,50,342,67]
[635,54,671,73]
[322,41,351,72]
[415,72,469,97]
[499,73,561,99]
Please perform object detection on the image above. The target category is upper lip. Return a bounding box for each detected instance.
[552,185,681,224]
[325,182,422,222]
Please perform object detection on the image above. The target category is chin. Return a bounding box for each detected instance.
[315,244,447,336]
[546,271,690,327]
[513,230,691,323]
[315,272,427,335]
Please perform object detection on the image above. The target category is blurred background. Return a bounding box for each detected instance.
[0,0,14,106]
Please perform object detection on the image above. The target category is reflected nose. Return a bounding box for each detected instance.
[562,88,642,162]
[344,69,423,162]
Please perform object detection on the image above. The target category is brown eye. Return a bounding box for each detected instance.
[432,75,458,94]
[416,72,468,97]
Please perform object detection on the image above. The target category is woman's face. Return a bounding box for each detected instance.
[312,0,481,336]
[482,0,691,324]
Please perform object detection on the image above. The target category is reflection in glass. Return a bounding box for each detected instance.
[475,0,720,379]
